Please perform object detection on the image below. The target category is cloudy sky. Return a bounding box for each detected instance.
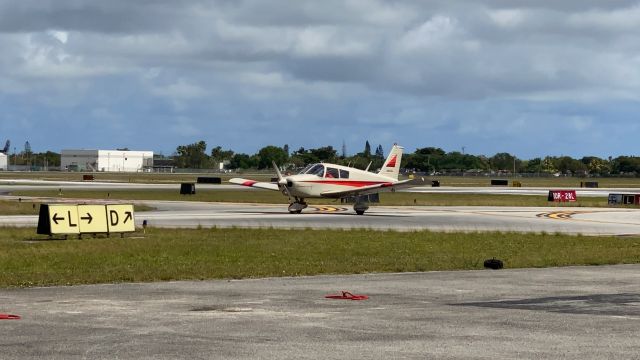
[1,0,639,158]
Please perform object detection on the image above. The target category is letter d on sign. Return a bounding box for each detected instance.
[110,210,119,226]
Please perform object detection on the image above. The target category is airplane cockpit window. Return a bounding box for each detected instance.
[306,164,325,177]
[339,169,349,179]
[299,164,314,174]
[325,167,339,178]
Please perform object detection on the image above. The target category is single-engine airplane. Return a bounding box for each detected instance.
[230,144,421,215]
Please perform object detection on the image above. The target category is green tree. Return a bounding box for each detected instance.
[375,144,384,158]
[555,156,586,175]
[228,153,255,169]
[612,156,640,174]
[291,147,317,165]
[523,158,542,173]
[290,146,337,166]
[404,147,446,172]
[210,146,234,163]
[363,141,371,157]
[175,141,210,168]
[416,147,446,156]
[541,156,558,173]
[586,158,610,175]
[490,152,518,171]
[309,146,338,162]
[256,145,288,169]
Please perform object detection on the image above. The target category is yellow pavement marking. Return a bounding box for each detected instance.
[312,206,348,213]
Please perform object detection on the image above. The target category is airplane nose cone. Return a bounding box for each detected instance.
[278,177,292,187]
[278,177,294,188]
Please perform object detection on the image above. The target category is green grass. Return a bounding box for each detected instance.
[0,199,153,215]
[0,200,42,215]
[8,189,622,208]
[1,227,640,288]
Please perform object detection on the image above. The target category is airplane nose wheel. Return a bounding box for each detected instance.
[354,202,369,215]
[288,199,308,214]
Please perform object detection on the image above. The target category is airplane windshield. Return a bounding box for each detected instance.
[298,164,314,174]
[305,164,325,177]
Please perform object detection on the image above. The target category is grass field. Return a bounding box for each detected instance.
[0,199,152,215]
[7,189,620,208]
[1,227,640,288]
[0,200,42,215]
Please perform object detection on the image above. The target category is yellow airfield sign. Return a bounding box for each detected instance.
[106,204,136,233]
[47,205,80,234]
[77,204,109,233]
[37,204,136,236]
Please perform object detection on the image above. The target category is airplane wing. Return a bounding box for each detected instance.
[320,179,419,198]
[229,178,280,191]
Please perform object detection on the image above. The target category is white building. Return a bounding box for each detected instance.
[61,150,153,172]
[0,153,7,170]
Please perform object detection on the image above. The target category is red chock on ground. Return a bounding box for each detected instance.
[0,313,21,320]
[325,291,369,301]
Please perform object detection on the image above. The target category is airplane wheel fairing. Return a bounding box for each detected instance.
[353,203,369,215]
[288,201,307,213]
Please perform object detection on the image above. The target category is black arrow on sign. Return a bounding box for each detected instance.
[52,213,64,224]
[81,213,93,224]
[123,212,133,224]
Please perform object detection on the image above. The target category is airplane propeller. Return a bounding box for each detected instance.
[272,161,293,199]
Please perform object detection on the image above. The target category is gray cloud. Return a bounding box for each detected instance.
[2,0,638,98]
[1,0,639,157]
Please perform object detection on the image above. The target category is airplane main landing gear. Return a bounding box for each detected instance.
[354,202,369,215]
[288,199,308,214]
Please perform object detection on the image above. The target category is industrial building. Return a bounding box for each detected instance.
[0,153,7,170]
[61,150,153,172]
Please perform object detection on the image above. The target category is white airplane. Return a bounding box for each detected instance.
[230,144,420,215]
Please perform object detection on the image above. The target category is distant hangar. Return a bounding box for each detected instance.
[61,149,153,172]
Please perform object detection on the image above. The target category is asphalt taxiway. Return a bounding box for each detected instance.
[2,198,640,236]
[2,264,640,359]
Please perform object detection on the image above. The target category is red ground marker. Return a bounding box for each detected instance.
[0,313,21,320]
[325,291,369,301]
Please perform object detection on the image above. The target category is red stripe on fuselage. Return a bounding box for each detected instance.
[302,180,392,187]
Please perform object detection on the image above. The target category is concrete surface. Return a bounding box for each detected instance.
[2,265,640,359]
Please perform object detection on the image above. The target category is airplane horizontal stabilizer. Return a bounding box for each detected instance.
[229,178,280,191]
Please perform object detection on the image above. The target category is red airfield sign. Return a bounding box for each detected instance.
[548,190,577,202]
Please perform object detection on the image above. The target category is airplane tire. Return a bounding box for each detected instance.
[356,210,365,215]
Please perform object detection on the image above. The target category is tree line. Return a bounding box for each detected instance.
[173,140,640,176]
[8,141,640,176]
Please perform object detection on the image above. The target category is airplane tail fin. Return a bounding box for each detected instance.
[378,144,403,180]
